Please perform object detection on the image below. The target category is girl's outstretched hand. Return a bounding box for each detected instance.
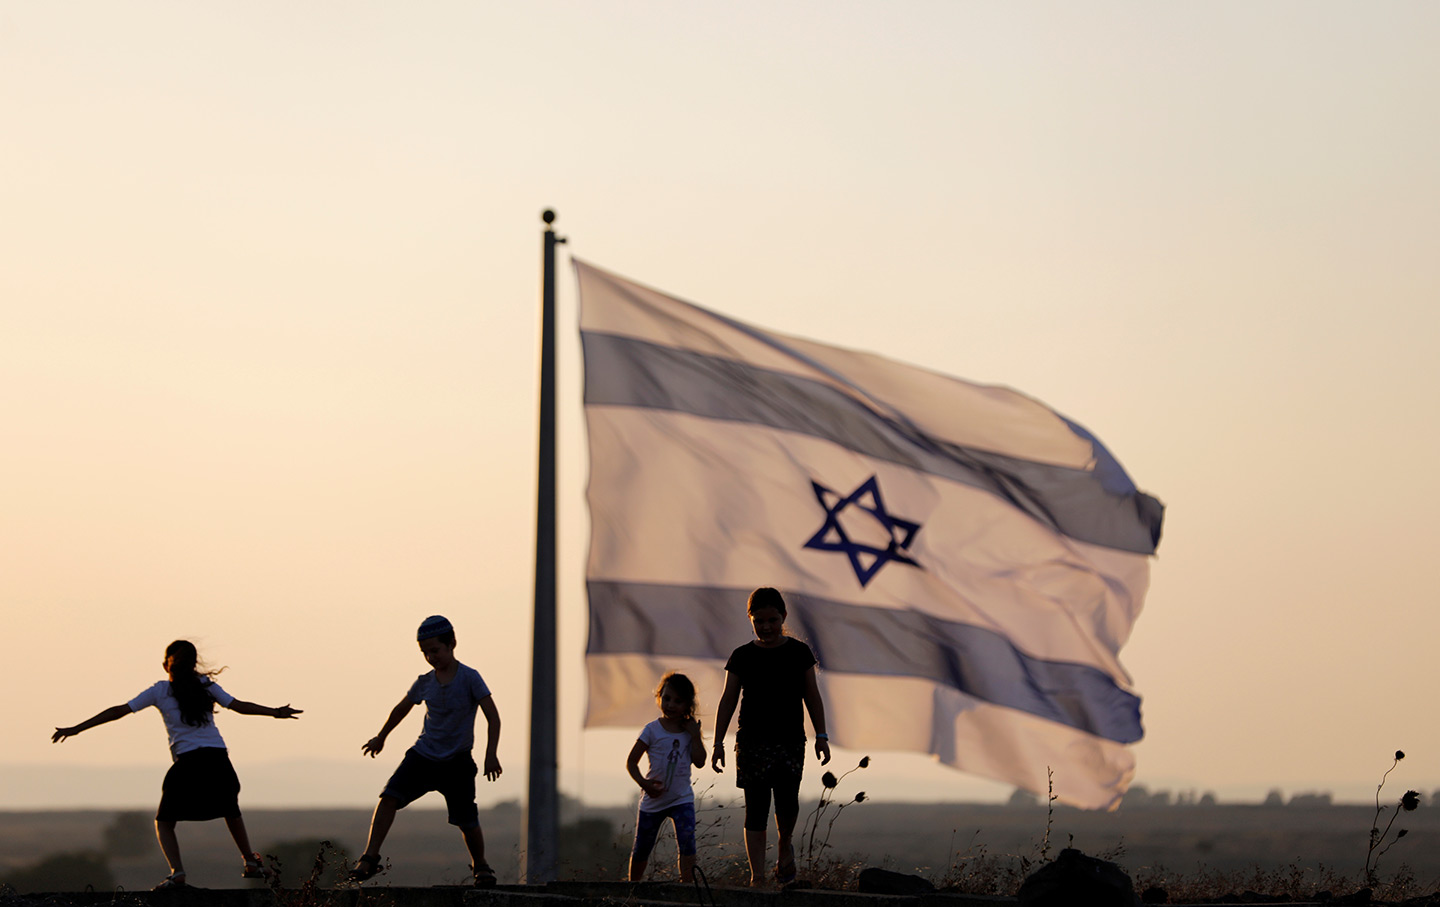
[815,738,831,765]
[362,736,385,757]
[711,742,725,773]
[51,727,78,743]
[274,705,302,719]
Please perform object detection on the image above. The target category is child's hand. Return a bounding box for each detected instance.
[815,738,831,765]
[361,736,385,758]
[640,777,665,796]
[686,717,702,737]
[51,727,77,743]
[273,705,302,720]
[484,754,502,781]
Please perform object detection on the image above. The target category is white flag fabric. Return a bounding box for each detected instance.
[577,260,1163,810]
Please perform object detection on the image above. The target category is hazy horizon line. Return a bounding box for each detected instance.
[6,759,1429,812]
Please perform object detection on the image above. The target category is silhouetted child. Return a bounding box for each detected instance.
[711,587,829,886]
[625,672,707,882]
[349,615,502,887]
[52,639,302,889]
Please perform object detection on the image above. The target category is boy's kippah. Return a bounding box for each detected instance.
[417,615,454,641]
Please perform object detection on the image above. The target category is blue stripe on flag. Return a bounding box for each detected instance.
[588,580,1143,744]
[583,332,1162,555]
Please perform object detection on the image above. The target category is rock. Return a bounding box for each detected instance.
[1017,847,1139,907]
[1140,885,1168,904]
[856,867,936,895]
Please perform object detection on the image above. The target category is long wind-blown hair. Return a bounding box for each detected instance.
[166,640,223,728]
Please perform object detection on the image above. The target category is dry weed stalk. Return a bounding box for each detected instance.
[799,756,869,872]
[264,840,389,907]
[1364,749,1421,887]
[1037,767,1056,863]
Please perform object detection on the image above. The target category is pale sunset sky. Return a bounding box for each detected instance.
[3,2,1438,810]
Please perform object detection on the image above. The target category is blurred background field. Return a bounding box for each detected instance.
[5,793,1439,894]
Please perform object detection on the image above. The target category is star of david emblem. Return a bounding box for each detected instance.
[803,475,922,587]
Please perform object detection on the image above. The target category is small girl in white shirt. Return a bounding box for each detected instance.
[52,639,301,889]
[625,672,707,882]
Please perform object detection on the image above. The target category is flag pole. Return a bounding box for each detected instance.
[525,208,564,883]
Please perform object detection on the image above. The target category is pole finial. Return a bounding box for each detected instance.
[542,209,556,226]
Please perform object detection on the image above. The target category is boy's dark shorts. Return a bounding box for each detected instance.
[382,747,479,828]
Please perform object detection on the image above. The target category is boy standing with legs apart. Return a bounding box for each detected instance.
[349,616,502,887]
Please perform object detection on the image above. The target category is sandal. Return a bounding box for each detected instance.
[472,863,497,889]
[242,853,268,879]
[153,871,187,890]
[347,853,383,882]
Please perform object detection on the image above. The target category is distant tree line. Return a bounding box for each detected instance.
[0,812,358,893]
[0,804,626,892]
[1001,786,1439,809]
[0,812,145,893]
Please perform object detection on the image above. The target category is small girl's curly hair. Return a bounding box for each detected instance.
[653,672,698,722]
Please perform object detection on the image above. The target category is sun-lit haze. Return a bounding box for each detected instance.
[3,2,1438,811]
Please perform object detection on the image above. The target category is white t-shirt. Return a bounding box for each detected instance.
[129,679,236,759]
[636,719,696,813]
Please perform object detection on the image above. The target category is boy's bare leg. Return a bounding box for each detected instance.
[460,824,486,867]
[679,853,696,883]
[225,814,256,860]
[360,797,399,858]
[155,820,184,875]
[743,827,766,886]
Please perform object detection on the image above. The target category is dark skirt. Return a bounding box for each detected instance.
[156,747,242,822]
[734,739,805,790]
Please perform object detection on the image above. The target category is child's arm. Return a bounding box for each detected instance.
[710,672,740,772]
[801,665,831,765]
[362,697,415,757]
[627,740,664,796]
[228,700,302,719]
[686,717,707,769]
[479,695,502,781]
[52,704,131,743]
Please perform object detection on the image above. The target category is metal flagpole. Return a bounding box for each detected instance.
[524,209,564,883]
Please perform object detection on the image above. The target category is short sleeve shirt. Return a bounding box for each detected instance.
[724,638,817,746]
[636,719,696,813]
[407,662,492,762]
[129,679,236,759]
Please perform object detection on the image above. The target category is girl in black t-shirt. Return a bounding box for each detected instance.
[711,587,830,886]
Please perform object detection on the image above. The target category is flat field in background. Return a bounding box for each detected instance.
[4,801,1438,892]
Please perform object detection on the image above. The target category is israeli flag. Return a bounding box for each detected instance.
[577,260,1163,809]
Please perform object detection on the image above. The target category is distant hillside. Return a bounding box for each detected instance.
[4,799,1437,892]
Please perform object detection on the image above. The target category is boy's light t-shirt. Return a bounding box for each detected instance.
[129,679,236,759]
[407,662,491,762]
[636,719,696,813]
